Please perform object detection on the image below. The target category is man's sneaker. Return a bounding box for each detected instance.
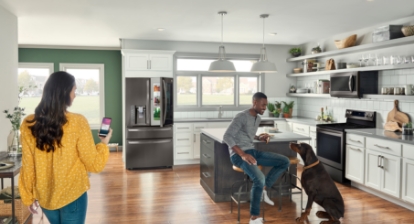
[249,217,263,224]
[261,189,274,206]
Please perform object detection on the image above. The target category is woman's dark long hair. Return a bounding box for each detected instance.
[28,71,76,152]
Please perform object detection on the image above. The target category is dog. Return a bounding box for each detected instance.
[289,142,344,224]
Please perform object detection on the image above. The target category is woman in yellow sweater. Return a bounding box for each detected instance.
[19,71,112,224]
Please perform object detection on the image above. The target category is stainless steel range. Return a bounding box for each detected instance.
[316,109,376,183]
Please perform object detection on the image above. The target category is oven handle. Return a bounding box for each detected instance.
[317,128,343,137]
[349,75,353,92]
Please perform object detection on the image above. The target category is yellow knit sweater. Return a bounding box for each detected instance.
[18,113,109,210]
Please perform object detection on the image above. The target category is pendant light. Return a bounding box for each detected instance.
[209,11,236,72]
[251,14,277,73]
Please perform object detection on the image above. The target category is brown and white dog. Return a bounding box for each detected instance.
[290,142,344,224]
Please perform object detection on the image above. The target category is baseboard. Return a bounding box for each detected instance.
[351,182,414,211]
[174,159,200,165]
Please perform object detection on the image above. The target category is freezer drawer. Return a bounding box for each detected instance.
[125,138,173,169]
[127,127,172,139]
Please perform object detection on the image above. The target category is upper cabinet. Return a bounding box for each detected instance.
[122,49,175,77]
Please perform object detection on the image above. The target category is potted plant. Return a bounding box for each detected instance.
[274,101,282,118]
[282,101,295,118]
[311,45,322,54]
[267,102,276,117]
[289,48,301,57]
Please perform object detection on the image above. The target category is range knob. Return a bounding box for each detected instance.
[366,113,373,118]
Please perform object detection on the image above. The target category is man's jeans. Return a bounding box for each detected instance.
[230,149,290,216]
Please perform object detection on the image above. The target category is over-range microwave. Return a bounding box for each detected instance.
[330,71,378,98]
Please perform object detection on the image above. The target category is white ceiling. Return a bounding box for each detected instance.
[1,0,414,48]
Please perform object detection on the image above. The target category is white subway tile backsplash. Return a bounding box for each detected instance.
[200,111,207,118]
[181,112,188,118]
[373,101,379,110]
[187,112,195,118]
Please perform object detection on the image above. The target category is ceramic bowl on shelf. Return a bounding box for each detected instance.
[402,25,414,37]
[346,63,359,69]
[293,68,303,73]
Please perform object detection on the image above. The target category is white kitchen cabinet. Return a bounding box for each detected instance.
[286,121,293,132]
[365,148,401,198]
[274,120,287,132]
[174,124,194,160]
[122,49,175,78]
[309,126,317,154]
[193,123,207,159]
[345,144,365,184]
[402,158,414,204]
[207,122,231,128]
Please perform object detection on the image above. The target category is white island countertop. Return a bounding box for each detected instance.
[201,128,311,144]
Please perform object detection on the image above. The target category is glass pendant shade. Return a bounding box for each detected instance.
[209,46,236,72]
[251,47,277,73]
[251,14,277,73]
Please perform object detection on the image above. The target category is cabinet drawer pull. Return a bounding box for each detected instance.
[297,128,305,131]
[380,155,384,169]
[374,144,390,149]
[177,127,189,129]
[377,155,381,167]
[194,134,196,143]
[202,172,211,178]
[349,146,361,151]
[202,153,210,158]
[177,138,190,141]
[195,127,204,129]
[349,139,362,143]
[202,140,211,144]
[177,152,189,154]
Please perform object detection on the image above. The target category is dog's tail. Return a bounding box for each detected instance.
[323,198,345,220]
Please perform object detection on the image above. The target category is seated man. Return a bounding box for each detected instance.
[223,92,290,224]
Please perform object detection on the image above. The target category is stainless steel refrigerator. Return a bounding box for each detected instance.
[125,77,173,169]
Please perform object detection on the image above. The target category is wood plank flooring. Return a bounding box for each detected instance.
[28,152,413,224]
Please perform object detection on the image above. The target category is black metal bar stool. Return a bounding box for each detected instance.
[230,165,265,223]
[271,157,303,211]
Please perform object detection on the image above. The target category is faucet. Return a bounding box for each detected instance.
[218,105,224,118]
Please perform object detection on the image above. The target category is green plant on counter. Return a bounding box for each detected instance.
[404,122,412,128]
[281,101,295,118]
[275,101,282,109]
[311,45,322,53]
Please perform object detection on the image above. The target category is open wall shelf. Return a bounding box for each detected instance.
[286,35,414,62]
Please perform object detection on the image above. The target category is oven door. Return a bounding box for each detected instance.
[330,72,359,98]
[316,127,345,170]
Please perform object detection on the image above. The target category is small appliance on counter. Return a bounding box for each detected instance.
[330,71,378,98]
[317,79,330,94]
[296,88,310,93]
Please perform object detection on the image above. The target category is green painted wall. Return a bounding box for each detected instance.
[18,48,123,145]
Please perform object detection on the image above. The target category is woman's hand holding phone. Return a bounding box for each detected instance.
[99,128,113,145]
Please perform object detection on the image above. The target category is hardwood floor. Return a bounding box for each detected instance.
[28,152,413,224]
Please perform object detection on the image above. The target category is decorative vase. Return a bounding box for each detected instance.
[274,112,280,118]
[7,129,21,156]
[291,52,301,57]
[289,108,293,118]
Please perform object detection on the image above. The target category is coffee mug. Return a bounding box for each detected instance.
[405,84,413,95]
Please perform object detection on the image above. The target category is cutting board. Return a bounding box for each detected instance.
[386,100,410,126]
[384,121,402,132]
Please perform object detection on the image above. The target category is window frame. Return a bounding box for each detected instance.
[59,63,105,129]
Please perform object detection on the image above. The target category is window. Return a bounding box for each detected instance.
[202,76,234,105]
[177,76,197,106]
[60,63,105,128]
[175,58,262,109]
[239,77,258,105]
[18,63,54,116]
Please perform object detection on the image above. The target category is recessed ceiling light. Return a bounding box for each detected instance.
[269,33,277,36]
[157,28,165,31]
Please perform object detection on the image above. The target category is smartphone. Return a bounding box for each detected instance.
[98,117,112,137]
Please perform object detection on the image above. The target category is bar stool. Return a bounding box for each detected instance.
[230,165,265,223]
[271,157,303,211]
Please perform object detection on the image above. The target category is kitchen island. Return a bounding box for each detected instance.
[200,128,311,202]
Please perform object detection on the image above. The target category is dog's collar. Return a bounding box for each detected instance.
[303,160,320,171]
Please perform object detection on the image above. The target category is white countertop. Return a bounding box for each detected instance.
[201,127,311,144]
[175,116,333,125]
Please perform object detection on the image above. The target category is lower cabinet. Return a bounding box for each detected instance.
[365,149,401,198]
[345,144,365,184]
[402,158,414,204]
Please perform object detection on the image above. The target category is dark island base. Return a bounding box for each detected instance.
[200,134,298,202]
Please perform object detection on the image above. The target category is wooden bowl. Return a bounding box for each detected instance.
[334,34,357,49]
[293,68,303,73]
[402,25,414,37]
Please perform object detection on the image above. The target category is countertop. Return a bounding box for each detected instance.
[346,128,414,145]
[201,128,311,144]
[175,116,333,125]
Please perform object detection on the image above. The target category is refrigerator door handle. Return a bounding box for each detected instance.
[146,79,150,125]
[128,139,172,144]
[128,127,172,132]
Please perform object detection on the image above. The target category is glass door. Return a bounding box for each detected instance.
[316,128,344,170]
[151,77,161,126]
